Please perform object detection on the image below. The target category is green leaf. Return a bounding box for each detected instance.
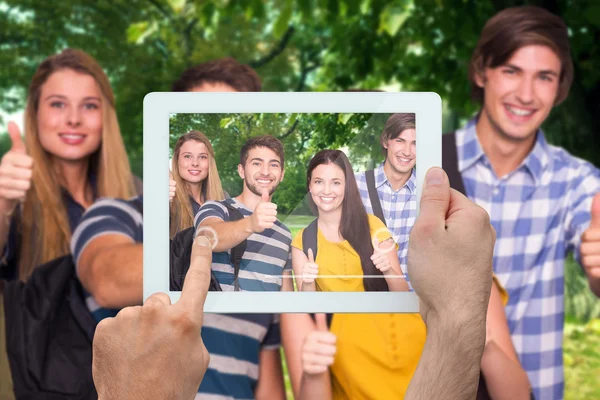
[126,21,153,44]
[338,113,354,124]
[273,1,293,39]
[219,117,233,129]
[379,3,411,37]
[166,0,186,14]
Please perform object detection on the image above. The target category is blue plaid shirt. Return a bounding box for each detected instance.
[456,121,600,400]
[355,165,417,275]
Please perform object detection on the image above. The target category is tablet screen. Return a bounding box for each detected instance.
[168,112,416,293]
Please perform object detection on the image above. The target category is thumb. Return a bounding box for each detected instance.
[307,248,315,263]
[7,122,26,154]
[315,313,328,332]
[261,188,270,202]
[417,167,450,232]
[591,193,600,228]
[169,171,173,180]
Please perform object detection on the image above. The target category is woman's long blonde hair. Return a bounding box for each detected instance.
[19,48,136,281]
[170,130,224,237]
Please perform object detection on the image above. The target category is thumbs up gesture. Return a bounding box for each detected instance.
[169,172,176,203]
[0,122,33,212]
[371,239,394,274]
[302,248,319,285]
[302,314,336,375]
[249,189,277,233]
[581,193,600,282]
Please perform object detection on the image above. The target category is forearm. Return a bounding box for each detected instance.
[299,373,332,400]
[406,315,485,400]
[85,243,143,308]
[384,272,409,291]
[207,218,254,252]
[481,341,531,400]
[301,281,317,291]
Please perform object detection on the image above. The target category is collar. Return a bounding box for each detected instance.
[460,117,550,185]
[375,163,416,193]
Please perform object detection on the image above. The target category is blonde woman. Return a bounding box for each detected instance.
[169,130,225,237]
[0,49,137,282]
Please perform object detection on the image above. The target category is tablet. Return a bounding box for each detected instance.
[143,92,441,312]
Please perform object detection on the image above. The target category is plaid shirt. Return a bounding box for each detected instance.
[456,121,600,400]
[355,165,417,275]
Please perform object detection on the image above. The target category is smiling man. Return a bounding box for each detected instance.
[452,6,600,400]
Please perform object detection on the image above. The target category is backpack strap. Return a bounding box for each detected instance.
[365,169,386,226]
[223,203,246,291]
[302,218,319,260]
[302,220,333,326]
[309,313,334,329]
[442,132,467,195]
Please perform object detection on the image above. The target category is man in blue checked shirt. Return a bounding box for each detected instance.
[452,6,600,400]
[355,112,416,274]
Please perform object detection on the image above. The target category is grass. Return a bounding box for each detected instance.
[564,318,600,400]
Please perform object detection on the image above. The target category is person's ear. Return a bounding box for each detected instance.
[237,164,244,180]
[475,68,487,88]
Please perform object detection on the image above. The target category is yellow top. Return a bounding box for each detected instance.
[291,214,393,292]
[326,276,509,400]
[291,211,509,400]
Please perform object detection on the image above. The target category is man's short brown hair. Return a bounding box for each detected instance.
[240,135,285,168]
[380,113,416,157]
[468,6,574,105]
[171,57,261,92]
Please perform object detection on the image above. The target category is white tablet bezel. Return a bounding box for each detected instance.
[143,92,441,313]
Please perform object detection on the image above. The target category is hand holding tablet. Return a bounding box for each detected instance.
[93,235,213,400]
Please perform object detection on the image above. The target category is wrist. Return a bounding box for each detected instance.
[243,217,254,234]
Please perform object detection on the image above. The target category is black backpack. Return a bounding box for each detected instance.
[2,254,98,399]
[170,202,246,292]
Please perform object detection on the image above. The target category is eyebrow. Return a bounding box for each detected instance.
[182,152,208,155]
[250,158,281,165]
[503,64,560,77]
[44,94,102,102]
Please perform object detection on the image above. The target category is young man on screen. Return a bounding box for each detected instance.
[451,6,600,399]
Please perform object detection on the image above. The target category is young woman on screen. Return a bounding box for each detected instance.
[0,48,137,282]
[291,149,408,293]
[169,130,225,238]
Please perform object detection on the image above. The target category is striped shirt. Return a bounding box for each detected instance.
[71,195,283,398]
[456,121,600,400]
[355,165,417,274]
[194,198,293,291]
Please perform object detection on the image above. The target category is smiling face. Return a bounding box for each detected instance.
[384,128,416,175]
[177,140,210,184]
[36,68,103,162]
[238,146,284,196]
[477,45,561,142]
[309,162,346,214]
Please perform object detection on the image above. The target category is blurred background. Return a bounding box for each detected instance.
[1,1,599,398]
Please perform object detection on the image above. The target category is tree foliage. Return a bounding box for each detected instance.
[1,0,599,176]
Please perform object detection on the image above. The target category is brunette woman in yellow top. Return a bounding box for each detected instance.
[291,149,409,293]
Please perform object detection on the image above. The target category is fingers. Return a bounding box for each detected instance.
[177,235,213,325]
[303,330,337,374]
[307,248,315,264]
[7,122,26,154]
[590,193,600,229]
[415,167,450,234]
[303,263,318,283]
[2,153,33,169]
[315,313,328,332]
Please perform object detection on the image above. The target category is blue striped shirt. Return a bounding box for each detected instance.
[71,195,283,399]
[456,121,600,400]
[194,198,293,292]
